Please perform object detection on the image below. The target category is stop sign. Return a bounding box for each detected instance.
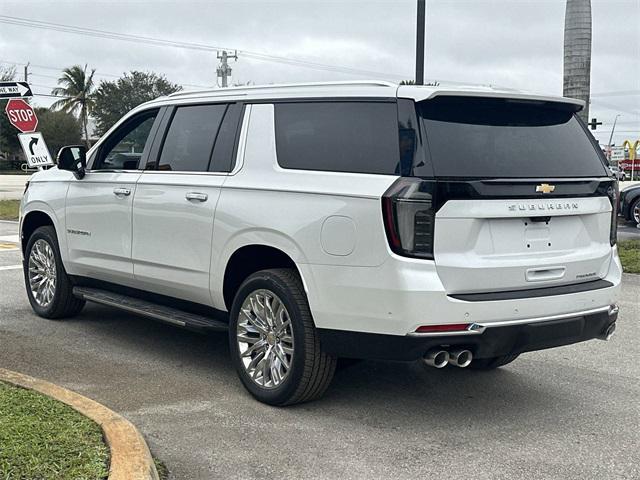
[5,98,38,133]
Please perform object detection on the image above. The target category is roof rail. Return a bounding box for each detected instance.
[168,80,397,98]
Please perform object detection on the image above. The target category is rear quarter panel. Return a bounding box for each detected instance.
[210,103,398,309]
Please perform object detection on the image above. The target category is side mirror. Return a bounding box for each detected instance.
[57,145,87,179]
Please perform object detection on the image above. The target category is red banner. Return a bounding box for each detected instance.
[619,159,640,171]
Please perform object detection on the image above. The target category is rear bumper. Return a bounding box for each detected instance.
[318,305,619,361]
[301,246,622,336]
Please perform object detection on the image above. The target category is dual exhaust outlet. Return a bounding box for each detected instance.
[423,349,473,369]
[424,319,617,369]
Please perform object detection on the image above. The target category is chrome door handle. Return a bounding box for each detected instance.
[186,192,208,202]
[113,187,131,196]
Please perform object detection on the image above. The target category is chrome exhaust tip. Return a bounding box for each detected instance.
[598,322,616,341]
[449,349,473,368]
[423,350,449,369]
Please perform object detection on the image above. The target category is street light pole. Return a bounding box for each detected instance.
[607,114,621,149]
[415,0,425,85]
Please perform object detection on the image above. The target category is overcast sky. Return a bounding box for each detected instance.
[0,0,638,146]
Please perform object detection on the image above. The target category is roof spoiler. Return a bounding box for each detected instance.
[401,88,585,112]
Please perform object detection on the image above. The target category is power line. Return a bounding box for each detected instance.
[0,58,120,77]
[0,59,210,89]
[591,99,639,117]
[29,72,62,80]
[595,130,640,134]
[0,15,409,79]
[591,90,640,98]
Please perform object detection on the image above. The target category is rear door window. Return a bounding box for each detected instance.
[418,96,608,178]
[158,104,227,172]
[274,101,399,175]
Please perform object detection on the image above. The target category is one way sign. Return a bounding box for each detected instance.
[18,132,53,168]
[0,81,33,99]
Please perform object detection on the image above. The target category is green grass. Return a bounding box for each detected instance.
[618,239,640,274]
[0,200,20,220]
[154,458,170,480]
[0,382,109,480]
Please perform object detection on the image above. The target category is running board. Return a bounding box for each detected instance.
[72,286,228,332]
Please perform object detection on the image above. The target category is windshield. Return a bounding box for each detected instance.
[418,96,608,178]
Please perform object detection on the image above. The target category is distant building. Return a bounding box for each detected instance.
[563,0,592,124]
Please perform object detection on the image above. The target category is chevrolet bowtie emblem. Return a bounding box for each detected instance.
[536,183,556,194]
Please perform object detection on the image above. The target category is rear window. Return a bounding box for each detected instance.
[158,104,227,172]
[418,97,608,178]
[274,102,399,175]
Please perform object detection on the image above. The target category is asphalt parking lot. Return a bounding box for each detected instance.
[618,219,640,241]
[0,223,638,480]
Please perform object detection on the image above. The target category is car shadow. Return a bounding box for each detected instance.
[72,303,586,425]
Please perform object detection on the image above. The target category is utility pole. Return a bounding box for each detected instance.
[24,62,29,82]
[415,0,426,85]
[216,50,237,88]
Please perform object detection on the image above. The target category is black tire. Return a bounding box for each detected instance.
[23,226,85,319]
[469,354,520,370]
[629,198,640,226]
[228,268,336,406]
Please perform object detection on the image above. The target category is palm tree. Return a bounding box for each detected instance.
[51,65,95,147]
[0,65,16,81]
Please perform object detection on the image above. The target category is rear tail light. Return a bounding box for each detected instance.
[607,183,618,246]
[382,178,435,259]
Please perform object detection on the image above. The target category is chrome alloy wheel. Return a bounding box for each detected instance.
[634,202,640,224]
[236,289,294,388]
[28,239,57,307]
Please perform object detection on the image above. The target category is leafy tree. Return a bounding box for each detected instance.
[400,79,440,86]
[0,65,15,82]
[51,64,96,148]
[34,108,82,159]
[92,71,182,136]
[0,66,20,158]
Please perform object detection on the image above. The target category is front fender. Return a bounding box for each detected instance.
[21,179,70,261]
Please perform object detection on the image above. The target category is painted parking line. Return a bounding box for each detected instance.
[0,265,21,271]
[0,243,18,251]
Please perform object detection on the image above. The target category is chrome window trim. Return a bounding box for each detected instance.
[83,169,144,174]
[139,170,230,176]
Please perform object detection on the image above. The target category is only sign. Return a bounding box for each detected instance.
[5,98,38,133]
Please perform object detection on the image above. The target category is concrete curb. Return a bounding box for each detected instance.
[0,368,159,480]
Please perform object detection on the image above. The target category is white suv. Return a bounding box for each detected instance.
[20,81,621,405]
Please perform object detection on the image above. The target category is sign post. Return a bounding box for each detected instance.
[3,92,53,169]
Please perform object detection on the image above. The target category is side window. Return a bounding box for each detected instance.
[95,109,159,170]
[274,102,399,175]
[158,104,227,172]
